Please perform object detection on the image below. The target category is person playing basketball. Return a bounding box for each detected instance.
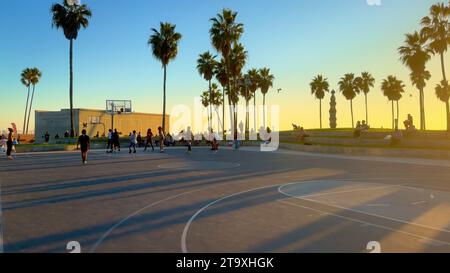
[77,129,90,164]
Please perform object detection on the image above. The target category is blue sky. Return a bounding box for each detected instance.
[1,0,449,132]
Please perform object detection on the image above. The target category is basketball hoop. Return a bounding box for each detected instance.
[106,100,132,130]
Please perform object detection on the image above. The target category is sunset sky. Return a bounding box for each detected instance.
[1,0,449,133]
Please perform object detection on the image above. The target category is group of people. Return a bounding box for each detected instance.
[354,120,370,138]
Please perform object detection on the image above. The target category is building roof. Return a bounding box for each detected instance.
[36,108,168,116]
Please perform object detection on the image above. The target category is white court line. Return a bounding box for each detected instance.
[278,184,450,234]
[239,147,450,167]
[278,200,450,247]
[181,181,450,253]
[91,176,323,253]
[285,183,401,199]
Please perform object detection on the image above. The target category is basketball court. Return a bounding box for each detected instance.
[1,146,450,253]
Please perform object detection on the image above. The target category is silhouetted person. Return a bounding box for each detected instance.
[44,131,50,143]
[144,129,154,152]
[6,128,14,160]
[77,129,90,164]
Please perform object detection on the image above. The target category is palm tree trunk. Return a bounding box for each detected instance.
[208,80,212,131]
[263,94,266,128]
[222,86,225,137]
[25,84,36,134]
[420,88,426,130]
[391,101,395,130]
[350,100,354,129]
[396,100,400,130]
[23,86,31,134]
[319,99,322,129]
[365,93,369,124]
[69,39,75,137]
[253,95,256,132]
[162,64,167,134]
[441,53,447,82]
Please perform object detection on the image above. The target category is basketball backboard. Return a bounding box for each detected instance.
[106,100,132,115]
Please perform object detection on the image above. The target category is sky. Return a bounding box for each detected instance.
[1,0,450,133]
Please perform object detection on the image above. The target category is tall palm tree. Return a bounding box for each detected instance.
[239,73,253,135]
[247,68,260,131]
[338,73,360,128]
[210,9,244,137]
[259,68,275,129]
[214,59,228,134]
[435,80,450,130]
[51,0,92,137]
[310,75,329,129]
[148,22,182,133]
[197,51,217,130]
[20,68,33,134]
[421,3,450,82]
[381,76,406,129]
[357,72,375,125]
[210,83,223,131]
[398,31,432,130]
[26,68,42,134]
[201,91,211,128]
[229,43,247,133]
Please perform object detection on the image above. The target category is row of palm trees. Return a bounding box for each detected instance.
[310,72,375,129]
[310,2,450,131]
[20,68,42,134]
[202,9,275,136]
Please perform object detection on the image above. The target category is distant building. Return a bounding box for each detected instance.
[35,109,168,143]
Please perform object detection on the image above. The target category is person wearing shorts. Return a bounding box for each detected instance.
[129,130,137,154]
[106,129,113,152]
[77,129,90,164]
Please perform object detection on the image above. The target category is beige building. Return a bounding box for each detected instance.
[35,108,168,143]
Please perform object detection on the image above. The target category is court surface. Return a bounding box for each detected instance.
[1,146,450,253]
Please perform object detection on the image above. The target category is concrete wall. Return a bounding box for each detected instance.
[35,109,76,144]
[35,108,169,143]
[77,109,169,137]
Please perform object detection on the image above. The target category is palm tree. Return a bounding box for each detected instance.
[239,73,253,135]
[310,75,329,129]
[421,3,450,82]
[229,43,247,133]
[20,68,33,134]
[210,83,223,131]
[214,59,228,134]
[148,22,182,133]
[435,80,450,130]
[357,72,375,125]
[259,68,275,128]
[197,51,217,130]
[201,91,211,128]
[26,68,42,134]
[381,76,406,129]
[51,0,92,137]
[247,68,260,131]
[338,73,360,128]
[398,31,432,130]
[210,9,244,137]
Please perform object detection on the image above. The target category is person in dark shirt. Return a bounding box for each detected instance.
[6,128,14,160]
[44,131,50,143]
[112,129,121,152]
[77,129,90,164]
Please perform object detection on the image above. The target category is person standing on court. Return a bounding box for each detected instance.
[158,126,165,153]
[113,129,120,152]
[77,129,90,164]
[6,128,14,160]
[144,128,154,152]
[129,130,137,154]
[106,129,113,153]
